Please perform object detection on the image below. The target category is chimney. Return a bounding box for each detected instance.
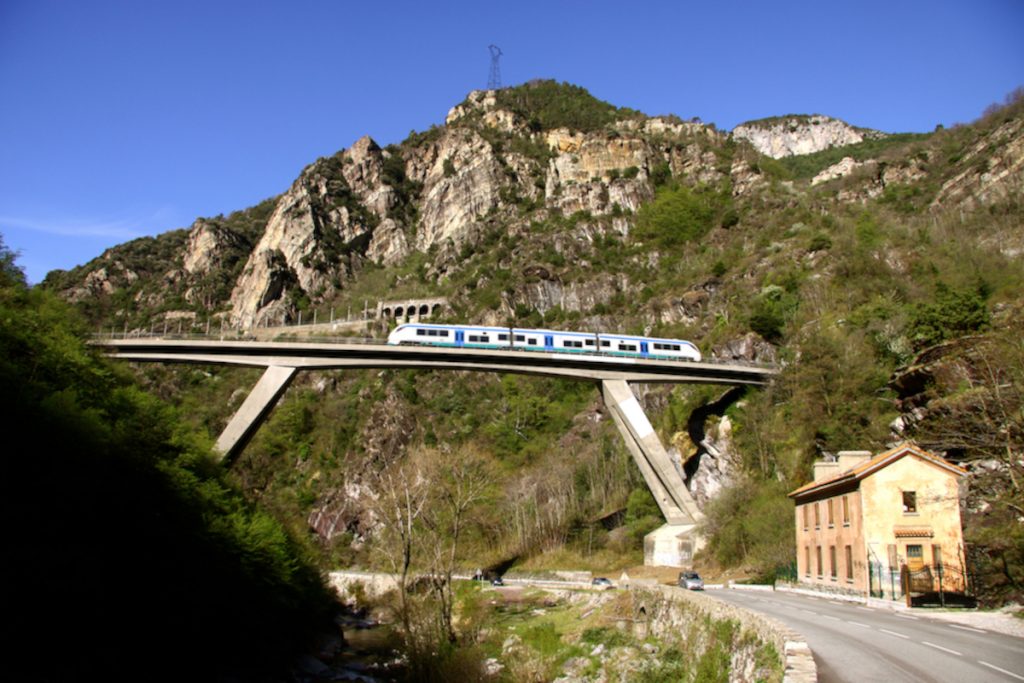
[813,460,840,482]
[837,450,872,472]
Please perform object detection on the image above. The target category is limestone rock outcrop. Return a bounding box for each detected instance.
[733,115,881,159]
[406,128,507,251]
[182,219,248,276]
[229,143,386,327]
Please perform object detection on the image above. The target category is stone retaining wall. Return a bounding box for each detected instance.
[627,585,816,683]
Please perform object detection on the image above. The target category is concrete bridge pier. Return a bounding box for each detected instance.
[601,379,705,568]
[215,365,298,461]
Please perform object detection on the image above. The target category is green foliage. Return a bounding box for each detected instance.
[633,183,731,249]
[907,284,989,350]
[0,240,332,680]
[493,79,641,132]
[700,479,795,575]
[807,232,832,252]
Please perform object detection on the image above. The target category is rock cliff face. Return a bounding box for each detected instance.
[732,114,881,159]
[932,117,1024,210]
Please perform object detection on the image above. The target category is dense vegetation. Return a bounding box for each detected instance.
[0,238,333,680]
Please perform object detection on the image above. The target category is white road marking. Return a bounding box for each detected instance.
[857,606,876,612]
[800,609,818,615]
[895,613,919,620]
[978,660,1024,681]
[847,621,871,628]
[880,628,910,639]
[822,615,842,622]
[922,641,961,656]
[949,624,987,634]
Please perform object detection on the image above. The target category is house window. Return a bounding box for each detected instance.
[902,491,917,513]
[842,495,850,526]
[805,547,811,576]
[802,504,809,530]
[816,546,823,577]
[845,545,854,581]
[830,546,837,579]
[814,502,820,529]
[827,499,835,527]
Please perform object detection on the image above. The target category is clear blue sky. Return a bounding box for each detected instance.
[2,0,1021,283]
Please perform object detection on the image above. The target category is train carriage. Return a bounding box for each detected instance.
[386,323,700,361]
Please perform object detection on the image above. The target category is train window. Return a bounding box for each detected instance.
[528,338,537,345]
[480,336,489,343]
[601,340,610,347]
[498,334,508,341]
[417,329,426,336]
[653,343,664,350]
[673,344,681,351]
[585,339,595,346]
[440,330,449,337]
[468,335,479,342]
[562,340,583,348]
[514,335,525,342]
[619,343,637,352]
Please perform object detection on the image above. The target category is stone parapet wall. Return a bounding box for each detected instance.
[627,584,816,683]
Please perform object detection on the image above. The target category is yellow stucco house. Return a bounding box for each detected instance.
[789,442,968,600]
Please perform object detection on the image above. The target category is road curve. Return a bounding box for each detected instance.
[705,588,1024,683]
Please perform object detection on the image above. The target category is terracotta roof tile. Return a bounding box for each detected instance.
[789,442,966,498]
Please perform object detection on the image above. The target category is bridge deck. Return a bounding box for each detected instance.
[93,337,777,385]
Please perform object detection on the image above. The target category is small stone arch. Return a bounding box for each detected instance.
[634,605,649,639]
[395,306,404,319]
[382,307,392,319]
[419,304,429,316]
[432,303,441,315]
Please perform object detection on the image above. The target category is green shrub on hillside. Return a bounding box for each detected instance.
[494,79,641,132]
[907,284,989,350]
[633,183,730,250]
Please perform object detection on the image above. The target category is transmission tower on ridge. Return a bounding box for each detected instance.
[488,44,503,90]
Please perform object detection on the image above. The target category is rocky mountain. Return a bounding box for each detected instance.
[44,81,1024,600]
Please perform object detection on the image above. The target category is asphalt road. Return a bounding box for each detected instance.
[705,588,1024,683]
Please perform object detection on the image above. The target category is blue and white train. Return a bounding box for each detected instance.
[386,323,701,361]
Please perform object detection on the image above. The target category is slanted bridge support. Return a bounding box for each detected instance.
[601,379,705,567]
[215,365,298,461]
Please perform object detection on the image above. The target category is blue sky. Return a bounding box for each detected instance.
[1,0,1021,283]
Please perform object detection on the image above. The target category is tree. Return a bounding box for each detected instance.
[367,454,431,638]
[421,446,493,643]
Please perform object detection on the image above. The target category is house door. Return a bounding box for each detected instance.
[906,544,924,572]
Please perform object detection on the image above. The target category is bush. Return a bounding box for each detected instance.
[907,284,989,349]
[634,184,730,250]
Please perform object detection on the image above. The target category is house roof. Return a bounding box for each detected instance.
[789,442,967,499]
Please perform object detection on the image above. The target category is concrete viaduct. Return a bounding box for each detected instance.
[95,337,777,567]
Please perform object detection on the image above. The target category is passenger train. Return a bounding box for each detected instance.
[386,323,701,361]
